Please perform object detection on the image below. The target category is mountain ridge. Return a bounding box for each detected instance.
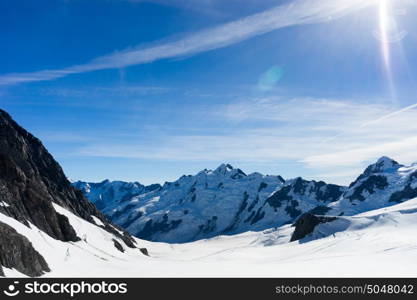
[75,163,347,242]
[75,156,417,243]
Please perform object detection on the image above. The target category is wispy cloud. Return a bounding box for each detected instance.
[126,0,289,17]
[0,0,377,86]
[38,85,171,98]
[126,0,230,16]
[301,101,417,170]
[71,96,417,184]
[304,137,417,168]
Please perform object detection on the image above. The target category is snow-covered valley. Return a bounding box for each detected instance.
[3,198,417,277]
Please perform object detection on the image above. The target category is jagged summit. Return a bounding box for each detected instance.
[212,163,247,179]
[367,156,402,173]
[214,163,234,173]
[348,156,403,189]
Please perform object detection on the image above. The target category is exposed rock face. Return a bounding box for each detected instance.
[265,178,345,219]
[0,221,50,277]
[139,248,149,256]
[290,213,336,242]
[0,109,88,241]
[112,239,125,253]
[0,109,146,275]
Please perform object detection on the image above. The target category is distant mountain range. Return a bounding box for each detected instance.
[74,156,417,243]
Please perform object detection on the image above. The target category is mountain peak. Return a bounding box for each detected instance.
[214,163,234,173]
[349,156,404,187]
[368,156,401,173]
[376,156,398,165]
[213,163,248,179]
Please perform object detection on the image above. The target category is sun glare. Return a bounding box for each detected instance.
[379,1,389,36]
[379,0,390,62]
[377,0,395,98]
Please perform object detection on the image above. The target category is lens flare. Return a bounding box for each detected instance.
[379,0,390,57]
[378,0,396,99]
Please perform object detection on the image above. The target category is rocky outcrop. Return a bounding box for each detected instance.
[139,248,149,256]
[0,221,50,277]
[265,178,345,219]
[112,239,125,253]
[290,213,336,242]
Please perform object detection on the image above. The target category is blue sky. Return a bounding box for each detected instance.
[2,0,417,185]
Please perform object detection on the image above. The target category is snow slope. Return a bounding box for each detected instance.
[0,204,150,277]
[3,197,417,277]
[142,197,417,277]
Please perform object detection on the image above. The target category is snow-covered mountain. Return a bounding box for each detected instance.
[0,109,148,277]
[72,180,161,211]
[75,165,286,242]
[329,156,417,216]
[75,166,348,242]
[76,156,417,244]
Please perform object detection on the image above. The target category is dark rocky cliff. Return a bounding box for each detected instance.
[0,109,143,276]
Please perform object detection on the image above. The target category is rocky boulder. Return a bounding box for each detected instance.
[290,213,336,242]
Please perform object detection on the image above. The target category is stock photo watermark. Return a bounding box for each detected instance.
[2,281,128,298]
